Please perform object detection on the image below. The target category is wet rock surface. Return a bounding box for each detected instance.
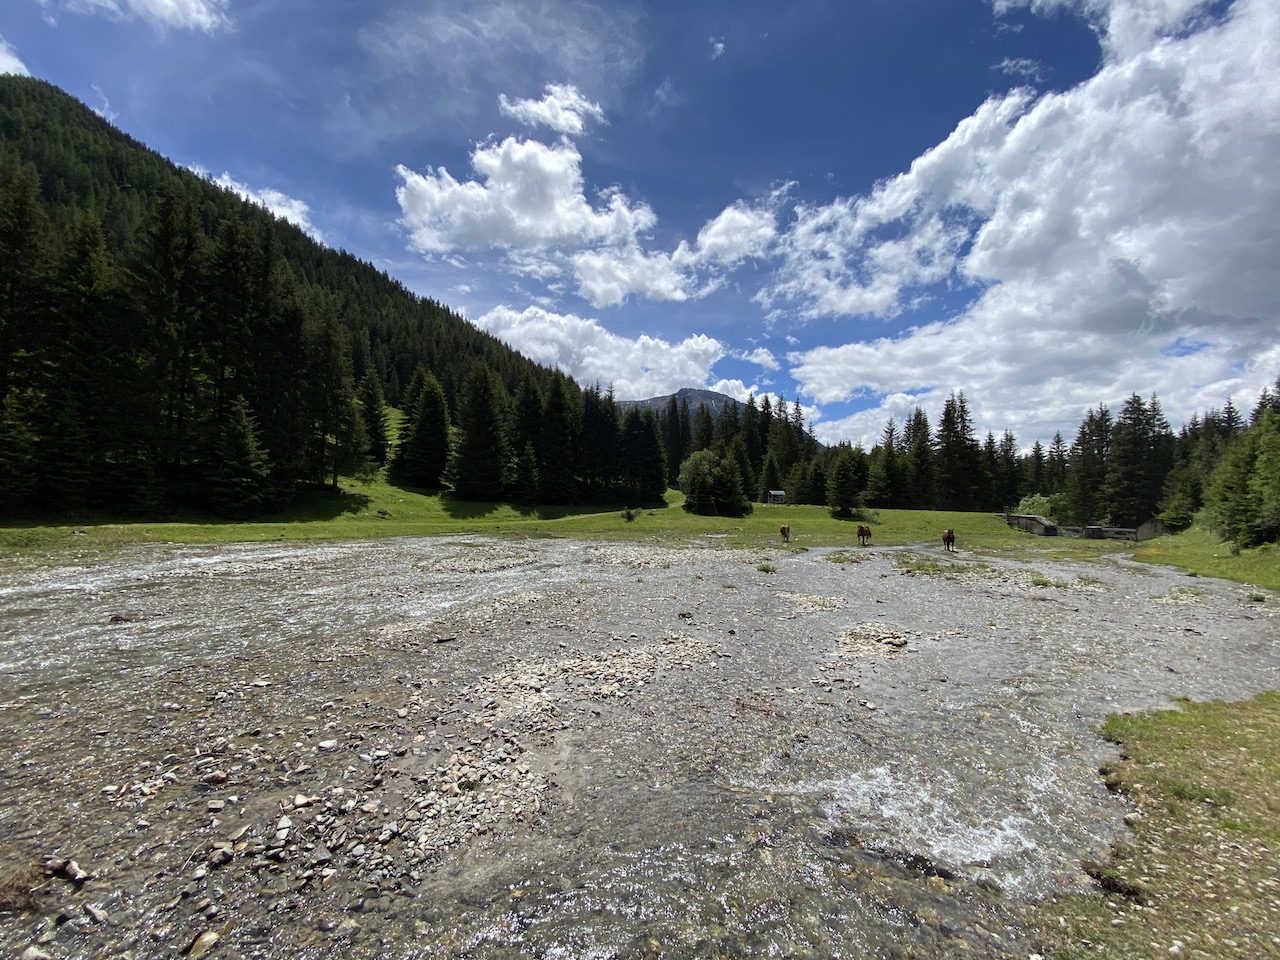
[0,537,1277,958]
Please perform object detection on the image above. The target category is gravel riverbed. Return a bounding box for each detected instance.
[1,535,1277,959]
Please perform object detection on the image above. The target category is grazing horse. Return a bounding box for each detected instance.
[857,524,872,546]
[942,528,956,552]
[779,524,791,543]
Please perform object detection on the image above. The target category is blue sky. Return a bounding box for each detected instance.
[2,0,1278,450]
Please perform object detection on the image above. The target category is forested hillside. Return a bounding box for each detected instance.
[1,76,1276,543]
[0,76,560,516]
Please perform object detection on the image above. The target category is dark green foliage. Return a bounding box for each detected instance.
[1204,409,1280,548]
[0,75,563,516]
[620,407,668,505]
[691,403,714,453]
[395,371,451,488]
[826,445,864,517]
[758,451,783,503]
[866,418,904,508]
[934,392,981,511]
[538,374,581,504]
[1063,406,1112,525]
[357,373,389,464]
[902,407,936,509]
[1101,393,1174,527]
[679,447,751,516]
[207,396,271,517]
[0,389,38,514]
[450,362,510,502]
[579,385,620,501]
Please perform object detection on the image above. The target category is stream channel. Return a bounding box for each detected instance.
[1,536,1277,959]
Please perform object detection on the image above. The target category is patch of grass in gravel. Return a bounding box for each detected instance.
[1027,692,1280,959]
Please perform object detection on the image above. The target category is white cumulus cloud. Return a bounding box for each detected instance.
[475,304,726,399]
[0,36,30,75]
[783,0,1280,447]
[498,83,605,136]
[209,172,324,240]
[396,136,656,255]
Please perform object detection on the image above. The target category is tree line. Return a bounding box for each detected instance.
[2,76,1275,549]
[823,385,1280,548]
[0,76,559,517]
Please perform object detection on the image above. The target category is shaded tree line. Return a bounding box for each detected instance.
[0,77,560,517]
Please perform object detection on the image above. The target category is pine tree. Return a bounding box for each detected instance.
[450,362,510,501]
[996,430,1022,512]
[935,392,981,510]
[826,446,863,517]
[0,388,38,515]
[539,374,580,504]
[207,396,271,517]
[902,406,936,509]
[620,407,667,504]
[357,373,390,464]
[302,308,367,489]
[1023,440,1047,496]
[397,371,451,488]
[1047,431,1068,494]
[758,451,783,502]
[691,403,714,453]
[660,395,683,487]
[1063,406,1112,525]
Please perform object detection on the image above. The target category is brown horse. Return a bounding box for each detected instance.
[780,524,791,543]
[942,528,956,552]
[857,524,872,546]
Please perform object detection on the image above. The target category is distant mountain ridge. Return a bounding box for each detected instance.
[616,387,742,418]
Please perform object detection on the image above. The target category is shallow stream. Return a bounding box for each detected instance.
[1,537,1276,958]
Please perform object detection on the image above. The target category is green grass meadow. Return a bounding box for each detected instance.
[1,473,1277,592]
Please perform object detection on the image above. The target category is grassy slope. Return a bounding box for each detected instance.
[1027,693,1280,959]
[2,476,1275,590]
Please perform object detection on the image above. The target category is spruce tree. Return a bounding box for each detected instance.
[451,362,510,501]
[398,371,451,488]
[357,373,390,464]
[826,446,862,517]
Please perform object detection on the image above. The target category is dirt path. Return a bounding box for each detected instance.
[1,537,1276,958]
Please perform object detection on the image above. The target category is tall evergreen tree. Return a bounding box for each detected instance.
[1101,393,1173,527]
[450,361,510,501]
[661,395,685,487]
[357,373,390,464]
[902,406,936,509]
[691,403,714,453]
[207,395,271,517]
[826,445,863,517]
[1046,431,1069,494]
[1023,440,1047,496]
[934,392,981,510]
[866,417,904,507]
[302,308,367,489]
[620,407,667,504]
[397,371,451,488]
[1063,405,1112,524]
[996,429,1022,512]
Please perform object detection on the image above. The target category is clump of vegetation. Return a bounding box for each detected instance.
[894,555,945,575]
[827,550,869,565]
[756,563,776,574]
[1025,693,1280,958]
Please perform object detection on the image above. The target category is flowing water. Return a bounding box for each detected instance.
[0,536,1276,959]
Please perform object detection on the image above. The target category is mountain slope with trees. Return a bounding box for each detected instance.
[0,76,559,516]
